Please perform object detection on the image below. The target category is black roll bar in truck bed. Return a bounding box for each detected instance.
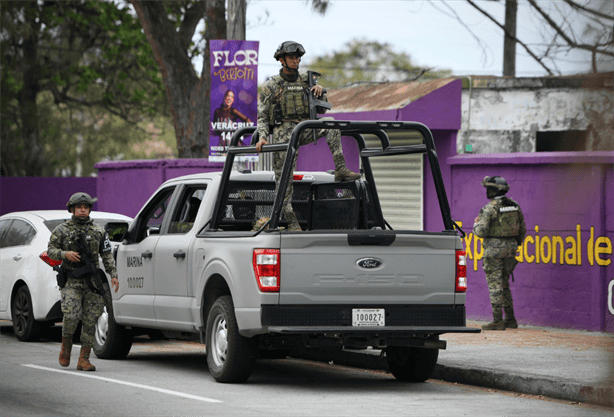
[211,120,462,235]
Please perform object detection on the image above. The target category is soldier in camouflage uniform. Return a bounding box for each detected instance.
[48,192,119,371]
[255,41,360,231]
[473,176,526,330]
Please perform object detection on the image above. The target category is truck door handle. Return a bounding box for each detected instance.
[141,251,153,259]
[174,251,186,259]
[13,255,22,261]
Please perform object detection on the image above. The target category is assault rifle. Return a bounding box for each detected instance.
[306,70,332,142]
[73,233,106,298]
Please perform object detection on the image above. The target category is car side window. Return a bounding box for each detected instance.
[168,186,207,234]
[2,220,36,248]
[132,187,176,242]
[0,219,13,248]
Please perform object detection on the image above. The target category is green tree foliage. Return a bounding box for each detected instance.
[36,91,176,177]
[1,1,165,176]
[306,39,452,89]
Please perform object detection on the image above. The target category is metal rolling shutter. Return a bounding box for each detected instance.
[363,131,423,230]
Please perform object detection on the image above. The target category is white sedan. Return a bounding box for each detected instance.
[0,210,132,342]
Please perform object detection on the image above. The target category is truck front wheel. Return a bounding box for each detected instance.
[386,337,439,382]
[93,285,133,359]
[206,295,255,383]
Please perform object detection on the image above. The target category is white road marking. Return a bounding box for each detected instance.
[22,364,222,403]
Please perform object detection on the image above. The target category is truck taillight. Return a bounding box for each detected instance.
[40,251,62,267]
[455,250,467,292]
[253,249,280,292]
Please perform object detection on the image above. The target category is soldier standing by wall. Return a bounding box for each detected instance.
[473,176,526,330]
[255,41,360,231]
[48,193,119,371]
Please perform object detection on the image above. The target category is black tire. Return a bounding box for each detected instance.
[93,285,133,359]
[12,286,43,342]
[206,295,256,383]
[386,337,440,382]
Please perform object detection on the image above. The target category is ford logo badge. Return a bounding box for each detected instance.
[357,258,382,269]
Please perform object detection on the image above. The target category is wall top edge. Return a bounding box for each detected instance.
[95,159,225,170]
[448,151,614,165]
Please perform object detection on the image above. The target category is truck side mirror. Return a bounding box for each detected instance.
[105,222,130,242]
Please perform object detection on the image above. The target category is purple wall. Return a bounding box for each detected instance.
[94,159,223,218]
[448,152,614,333]
[1,177,98,216]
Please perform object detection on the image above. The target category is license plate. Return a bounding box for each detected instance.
[352,309,385,326]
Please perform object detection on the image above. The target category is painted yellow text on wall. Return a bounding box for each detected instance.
[457,223,612,271]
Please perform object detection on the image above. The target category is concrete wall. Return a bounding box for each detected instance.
[457,75,614,154]
[0,177,98,216]
[448,152,614,333]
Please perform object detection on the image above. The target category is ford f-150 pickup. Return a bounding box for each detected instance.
[96,120,480,383]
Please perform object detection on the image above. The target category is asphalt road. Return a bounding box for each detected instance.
[1,324,611,417]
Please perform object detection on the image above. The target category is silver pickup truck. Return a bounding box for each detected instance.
[96,120,479,383]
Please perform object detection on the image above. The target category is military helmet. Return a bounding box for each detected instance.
[481,176,510,192]
[66,192,94,212]
[274,41,305,60]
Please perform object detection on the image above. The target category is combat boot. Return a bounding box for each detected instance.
[252,217,270,232]
[58,337,72,367]
[504,305,518,329]
[77,346,96,371]
[285,212,302,232]
[482,306,505,330]
[333,155,361,182]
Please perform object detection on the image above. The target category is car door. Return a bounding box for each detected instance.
[0,218,15,315]
[153,184,208,330]
[0,219,36,315]
[114,186,177,327]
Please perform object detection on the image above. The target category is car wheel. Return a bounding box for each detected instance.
[386,336,440,382]
[93,285,133,359]
[206,295,255,383]
[12,286,43,342]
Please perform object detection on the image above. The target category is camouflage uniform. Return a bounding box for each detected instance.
[48,216,116,347]
[257,70,353,228]
[473,196,526,328]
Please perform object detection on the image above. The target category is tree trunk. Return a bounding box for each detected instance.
[20,3,45,176]
[503,0,517,77]
[132,1,224,158]
[227,0,246,40]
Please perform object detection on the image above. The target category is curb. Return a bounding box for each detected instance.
[292,349,614,408]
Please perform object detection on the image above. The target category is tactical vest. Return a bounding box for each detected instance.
[63,224,104,271]
[489,199,520,237]
[270,75,309,121]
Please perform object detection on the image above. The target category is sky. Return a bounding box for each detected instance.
[211,0,601,85]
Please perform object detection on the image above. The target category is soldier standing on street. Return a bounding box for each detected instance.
[255,41,360,231]
[48,193,119,371]
[473,176,526,330]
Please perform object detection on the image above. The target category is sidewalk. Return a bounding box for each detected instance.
[296,321,614,408]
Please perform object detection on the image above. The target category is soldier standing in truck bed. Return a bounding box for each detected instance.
[255,41,360,231]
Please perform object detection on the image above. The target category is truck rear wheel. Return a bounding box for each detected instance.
[386,337,439,382]
[206,295,255,383]
[93,285,133,359]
